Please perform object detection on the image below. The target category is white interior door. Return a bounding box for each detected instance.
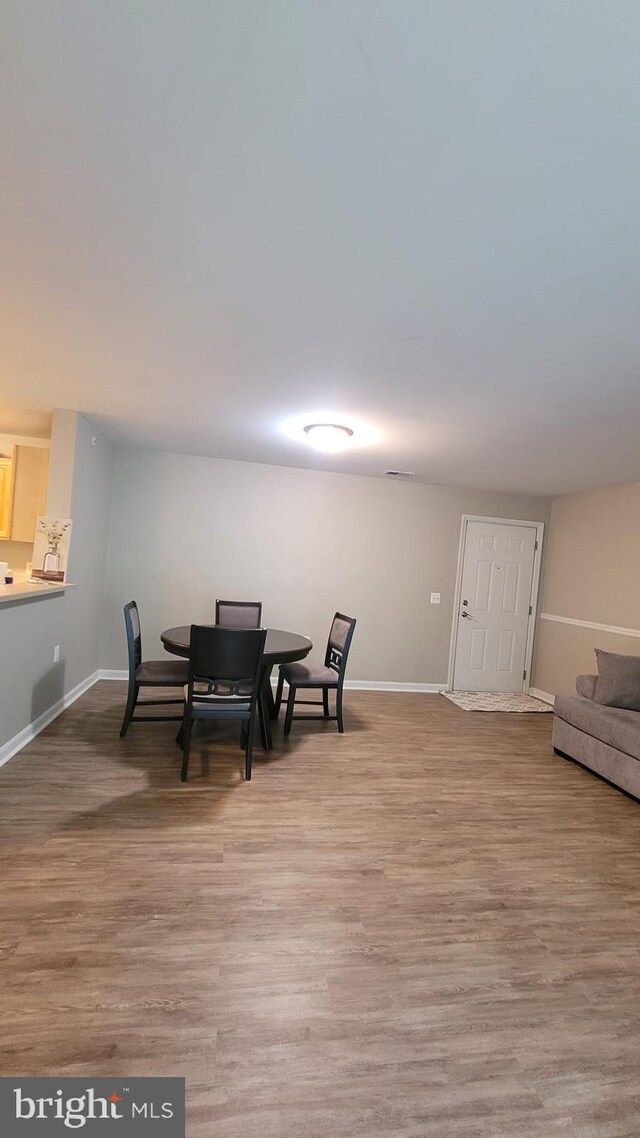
[452,520,538,693]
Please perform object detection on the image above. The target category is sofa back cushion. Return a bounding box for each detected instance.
[576,674,597,700]
[594,649,640,711]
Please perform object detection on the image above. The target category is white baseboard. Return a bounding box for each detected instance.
[0,670,100,768]
[342,680,447,692]
[97,671,447,694]
[529,686,555,706]
[0,666,550,770]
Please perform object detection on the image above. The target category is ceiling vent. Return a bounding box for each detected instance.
[385,469,415,479]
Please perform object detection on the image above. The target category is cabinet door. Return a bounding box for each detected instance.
[0,458,14,538]
[10,446,50,542]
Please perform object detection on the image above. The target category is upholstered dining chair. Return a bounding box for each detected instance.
[275,613,356,735]
[120,601,188,737]
[215,599,263,628]
[180,625,267,781]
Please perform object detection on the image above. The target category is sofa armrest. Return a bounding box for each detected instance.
[576,674,597,700]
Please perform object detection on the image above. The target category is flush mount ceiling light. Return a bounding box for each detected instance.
[303,423,354,453]
[281,412,379,452]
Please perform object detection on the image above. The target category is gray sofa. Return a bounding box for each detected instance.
[553,674,640,799]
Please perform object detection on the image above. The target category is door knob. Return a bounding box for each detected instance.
[460,610,472,619]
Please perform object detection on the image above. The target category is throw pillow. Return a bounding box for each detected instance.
[594,649,640,712]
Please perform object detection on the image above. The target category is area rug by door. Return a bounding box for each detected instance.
[442,691,552,713]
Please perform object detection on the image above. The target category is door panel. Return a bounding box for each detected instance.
[496,629,515,673]
[473,560,492,611]
[501,561,521,613]
[468,627,487,671]
[453,520,538,693]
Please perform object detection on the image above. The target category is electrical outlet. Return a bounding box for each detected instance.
[430,592,441,605]
[53,645,60,663]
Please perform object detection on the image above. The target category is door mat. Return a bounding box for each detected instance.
[442,691,552,713]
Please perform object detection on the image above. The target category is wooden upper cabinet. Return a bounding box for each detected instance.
[0,458,14,538]
[0,446,50,543]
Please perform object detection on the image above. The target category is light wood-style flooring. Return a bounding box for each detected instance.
[2,683,640,1136]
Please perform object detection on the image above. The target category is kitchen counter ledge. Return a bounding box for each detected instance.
[0,578,75,606]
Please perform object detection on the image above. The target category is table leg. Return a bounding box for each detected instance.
[263,665,278,719]
[259,665,273,750]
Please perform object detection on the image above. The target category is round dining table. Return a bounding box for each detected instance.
[160,626,312,749]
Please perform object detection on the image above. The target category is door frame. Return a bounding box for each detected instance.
[447,515,545,693]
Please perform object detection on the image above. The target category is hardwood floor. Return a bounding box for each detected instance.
[1,682,640,1136]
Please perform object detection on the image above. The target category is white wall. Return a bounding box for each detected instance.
[102,449,548,684]
[0,412,114,752]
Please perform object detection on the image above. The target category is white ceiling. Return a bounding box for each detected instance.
[2,0,640,496]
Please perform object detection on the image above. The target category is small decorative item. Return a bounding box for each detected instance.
[31,517,73,582]
[4,568,13,584]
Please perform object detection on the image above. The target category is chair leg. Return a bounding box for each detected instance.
[180,712,193,781]
[119,682,139,737]
[258,692,269,749]
[275,670,285,716]
[322,687,330,718]
[245,713,255,780]
[336,687,344,733]
[283,685,296,736]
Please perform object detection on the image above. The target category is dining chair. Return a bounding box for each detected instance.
[275,613,356,735]
[180,625,267,781]
[120,601,189,737]
[215,599,263,628]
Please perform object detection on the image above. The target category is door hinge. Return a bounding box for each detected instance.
[523,669,527,680]
[529,604,532,615]
[535,540,539,550]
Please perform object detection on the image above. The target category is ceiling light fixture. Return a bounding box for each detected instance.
[281,412,379,452]
[303,422,354,453]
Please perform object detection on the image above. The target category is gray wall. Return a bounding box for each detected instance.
[0,412,114,750]
[102,449,548,684]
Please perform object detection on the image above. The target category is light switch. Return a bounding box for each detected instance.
[430,592,441,604]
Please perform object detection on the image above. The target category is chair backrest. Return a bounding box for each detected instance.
[188,625,267,699]
[324,612,357,680]
[123,600,142,677]
[215,599,263,628]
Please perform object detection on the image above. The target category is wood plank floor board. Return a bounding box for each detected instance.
[1,681,640,1136]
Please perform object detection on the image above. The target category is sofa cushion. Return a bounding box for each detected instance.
[576,673,597,700]
[594,649,640,712]
[555,694,640,763]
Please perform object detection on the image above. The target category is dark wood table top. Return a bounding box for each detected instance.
[161,626,313,666]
